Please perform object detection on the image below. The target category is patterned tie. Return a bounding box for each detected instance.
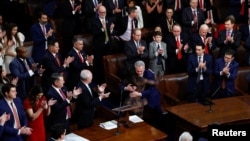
[157,44,162,65]
[59,89,71,118]
[176,37,182,60]
[10,102,21,129]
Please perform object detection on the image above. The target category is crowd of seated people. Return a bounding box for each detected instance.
[0,0,250,141]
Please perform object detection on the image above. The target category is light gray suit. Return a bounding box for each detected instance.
[149,41,167,75]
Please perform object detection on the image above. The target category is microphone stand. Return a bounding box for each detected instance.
[116,88,123,135]
[207,86,221,113]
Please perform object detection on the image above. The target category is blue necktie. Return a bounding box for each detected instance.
[157,44,162,65]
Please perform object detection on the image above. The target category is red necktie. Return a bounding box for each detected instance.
[78,52,84,63]
[59,89,71,118]
[203,36,209,54]
[199,0,203,9]
[176,0,180,11]
[55,54,61,67]
[176,37,182,60]
[193,10,198,31]
[10,102,21,129]
[240,2,245,15]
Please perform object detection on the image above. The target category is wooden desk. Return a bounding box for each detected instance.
[71,105,167,141]
[167,96,250,133]
[73,121,167,141]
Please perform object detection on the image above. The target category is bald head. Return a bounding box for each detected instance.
[98,6,106,19]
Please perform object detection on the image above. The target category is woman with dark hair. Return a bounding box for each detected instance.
[3,23,25,75]
[23,86,57,141]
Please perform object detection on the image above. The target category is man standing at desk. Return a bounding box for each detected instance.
[213,49,239,97]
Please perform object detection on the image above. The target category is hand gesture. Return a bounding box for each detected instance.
[99,92,110,99]
[38,65,45,74]
[48,98,57,106]
[47,28,54,37]
[158,48,164,54]
[72,87,82,97]
[41,100,48,110]
[86,55,94,64]
[98,83,107,93]
[11,77,18,86]
[0,112,10,125]
[20,127,32,135]
[31,63,39,71]
[125,84,136,92]
[110,23,115,30]
[64,56,74,66]
[183,43,189,51]
[129,91,140,98]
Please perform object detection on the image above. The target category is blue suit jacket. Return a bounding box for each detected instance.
[214,58,239,95]
[0,98,27,141]
[30,22,55,64]
[9,57,36,100]
[187,53,213,93]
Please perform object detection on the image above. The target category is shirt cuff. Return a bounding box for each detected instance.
[28,70,34,76]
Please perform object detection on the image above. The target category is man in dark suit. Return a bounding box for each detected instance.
[181,0,210,34]
[239,18,250,42]
[191,24,216,56]
[84,0,103,32]
[213,49,239,98]
[104,0,124,24]
[61,0,82,57]
[0,83,32,141]
[42,40,74,94]
[0,112,9,138]
[9,47,45,100]
[46,73,82,134]
[187,43,213,105]
[113,6,138,53]
[217,15,241,58]
[74,69,110,129]
[30,12,55,64]
[124,28,148,76]
[65,36,94,91]
[91,5,115,84]
[166,24,189,74]
[127,60,162,127]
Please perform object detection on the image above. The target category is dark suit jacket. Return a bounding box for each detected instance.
[41,51,66,93]
[187,53,213,94]
[30,22,55,64]
[166,32,189,73]
[0,98,27,141]
[46,86,71,129]
[74,81,101,129]
[9,57,36,100]
[124,39,148,73]
[181,7,205,33]
[66,49,90,90]
[214,58,239,96]
[104,0,124,21]
[115,16,138,36]
[239,24,250,42]
[159,17,177,39]
[91,16,114,53]
[191,32,216,55]
[217,29,241,58]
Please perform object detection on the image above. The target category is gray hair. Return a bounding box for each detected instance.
[80,69,92,80]
[199,24,209,31]
[134,60,145,68]
[72,36,84,44]
[179,131,193,141]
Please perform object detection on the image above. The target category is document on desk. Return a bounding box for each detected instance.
[65,133,89,141]
[129,115,144,123]
[99,120,117,130]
